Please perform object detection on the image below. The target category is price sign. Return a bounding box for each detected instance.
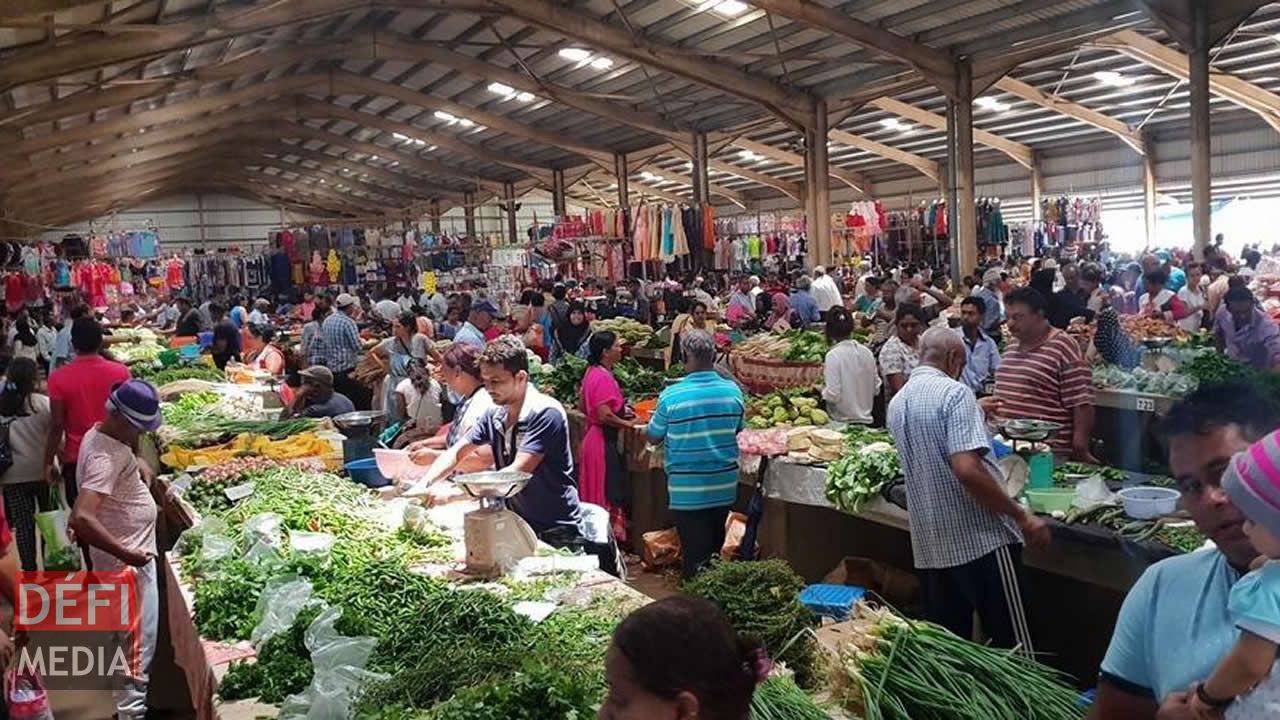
[1135,397,1156,413]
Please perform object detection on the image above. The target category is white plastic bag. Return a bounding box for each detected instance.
[250,578,313,646]
[278,605,386,720]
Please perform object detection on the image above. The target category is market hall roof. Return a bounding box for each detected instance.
[0,0,1276,227]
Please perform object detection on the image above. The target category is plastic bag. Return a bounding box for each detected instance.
[6,669,53,720]
[289,531,335,558]
[250,577,313,647]
[278,605,385,720]
[243,513,286,564]
[174,516,227,558]
[1073,476,1117,510]
[34,486,80,571]
[200,534,236,563]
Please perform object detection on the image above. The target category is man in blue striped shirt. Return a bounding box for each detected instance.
[646,329,745,578]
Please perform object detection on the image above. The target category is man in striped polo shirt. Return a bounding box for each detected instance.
[992,287,1098,462]
[646,329,745,578]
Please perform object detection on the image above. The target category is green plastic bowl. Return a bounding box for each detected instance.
[1025,488,1075,514]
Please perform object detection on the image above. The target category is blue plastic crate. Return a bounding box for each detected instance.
[799,584,866,621]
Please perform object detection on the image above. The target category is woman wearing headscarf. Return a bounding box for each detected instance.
[553,301,591,361]
[376,311,429,423]
[766,292,793,333]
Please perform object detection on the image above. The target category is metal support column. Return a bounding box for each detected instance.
[463,192,476,237]
[691,132,710,206]
[430,199,442,234]
[1143,134,1158,249]
[949,59,977,283]
[1189,0,1211,259]
[503,182,519,245]
[804,99,831,268]
[551,168,567,218]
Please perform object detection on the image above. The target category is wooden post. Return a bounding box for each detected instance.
[503,182,519,245]
[551,168,567,218]
[196,192,208,250]
[1143,134,1158,249]
[1030,152,1043,223]
[430,199,442,234]
[463,192,476,237]
[1189,0,1211,260]
[949,59,978,282]
[804,98,831,268]
[691,132,710,206]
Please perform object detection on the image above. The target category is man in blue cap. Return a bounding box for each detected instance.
[455,298,498,347]
[69,379,163,720]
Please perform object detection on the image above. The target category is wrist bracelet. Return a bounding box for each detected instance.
[1195,683,1234,709]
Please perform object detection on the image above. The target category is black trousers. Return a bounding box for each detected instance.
[922,544,1034,653]
[675,506,729,579]
[539,524,621,577]
[333,369,373,411]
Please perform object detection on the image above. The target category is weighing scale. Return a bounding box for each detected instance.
[333,410,388,464]
[999,419,1063,490]
[1140,336,1177,373]
[452,470,539,577]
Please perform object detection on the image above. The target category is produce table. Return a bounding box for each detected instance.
[1091,388,1177,471]
[158,484,648,719]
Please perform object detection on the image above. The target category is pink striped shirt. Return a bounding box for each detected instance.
[994,332,1094,453]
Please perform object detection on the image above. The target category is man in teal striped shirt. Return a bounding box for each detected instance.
[646,329,745,578]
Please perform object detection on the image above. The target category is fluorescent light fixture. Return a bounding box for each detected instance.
[459,118,475,127]
[434,111,457,122]
[590,57,614,70]
[738,149,760,161]
[880,118,903,130]
[1093,70,1135,87]
[515,91,535,102]
[712,0,748,16]
[558,48,592,62]
[488,82,515,96]
[974,96,1009,112]
[371,155,379,160]
[425,145,437,152]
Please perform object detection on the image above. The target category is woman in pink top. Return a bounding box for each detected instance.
[578,332,638,536]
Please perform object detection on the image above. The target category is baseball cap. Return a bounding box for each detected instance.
[982,267,1003,285]
[334,293,358,309]
[107,380,162,431]
[472,299,499,315]
[299,365,335,387]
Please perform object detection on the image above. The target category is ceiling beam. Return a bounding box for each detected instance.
[0,0,363,89]
[3,100,291,175]
[330,70,614,165]
[292,95,552,181]
[0,1,109,23]
[486,0,812,128]
[3,73,322,159]
[733,137,867,193]
[638,167,747,206]
[991,76,1145,155]
[828,127,939,182]
[707,160,801,201]
[869,96,1034,170]
[0,81,177,129]
[744,0,955,92]
[369,32,689,146]
[1095,30,1280,134]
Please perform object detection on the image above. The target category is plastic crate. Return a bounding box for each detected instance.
[799,584,866,621]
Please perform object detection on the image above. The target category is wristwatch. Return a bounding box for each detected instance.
[1195,682,1234,709]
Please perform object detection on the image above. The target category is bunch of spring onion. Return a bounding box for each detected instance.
[749,673,830,720]
[833,606,1083,720]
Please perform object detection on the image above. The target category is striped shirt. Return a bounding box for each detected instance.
[647,370,745,511]
[889,365,1022,569]
[994,331,1093,453]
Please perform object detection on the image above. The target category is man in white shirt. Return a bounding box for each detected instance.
[811,266,843,316]
[821,308,879,424]
[1177,261,1207,332]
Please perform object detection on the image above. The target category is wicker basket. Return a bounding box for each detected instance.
[730,353,823,394]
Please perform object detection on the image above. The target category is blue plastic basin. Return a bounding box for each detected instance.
[344,457,391,488]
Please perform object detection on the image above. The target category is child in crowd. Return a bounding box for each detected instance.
[1190,428,1280,719]
[599,595,767,720]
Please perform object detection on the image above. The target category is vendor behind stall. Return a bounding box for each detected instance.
[822,307,878,424]
[243,323,287,376]
[284,366,355,419]
[408,337,616,574]
[1215,287,1280,371]
[993,287,1097,462]
[172,296,202,338]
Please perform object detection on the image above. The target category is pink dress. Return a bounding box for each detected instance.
[579,365,625,509]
